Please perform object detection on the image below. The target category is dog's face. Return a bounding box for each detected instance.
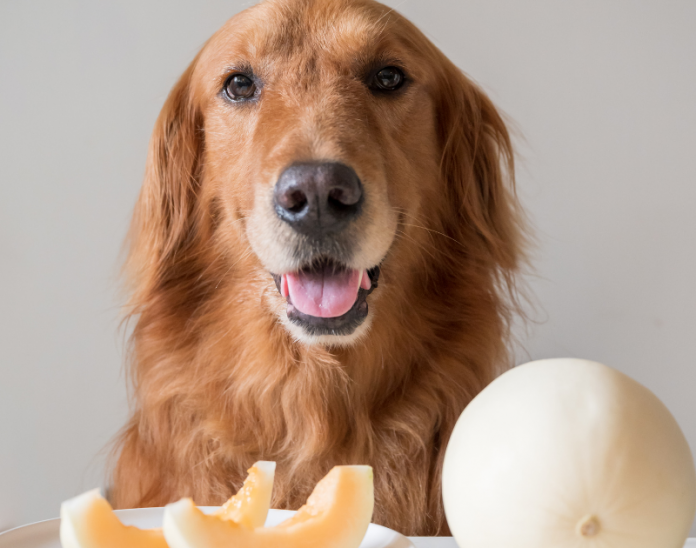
[189,0,441,344]
[134,0,518,349]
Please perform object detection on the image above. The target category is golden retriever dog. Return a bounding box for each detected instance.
[111,0,524,536]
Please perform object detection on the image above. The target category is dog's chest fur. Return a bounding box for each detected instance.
[113,267,503,536]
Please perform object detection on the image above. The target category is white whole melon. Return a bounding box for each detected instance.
[442,358,696,548]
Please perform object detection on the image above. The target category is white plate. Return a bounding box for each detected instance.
[0,507,414,548]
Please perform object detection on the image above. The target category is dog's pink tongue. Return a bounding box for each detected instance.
[286,268,362,318]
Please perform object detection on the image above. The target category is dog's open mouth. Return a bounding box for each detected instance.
[272,259,380,336]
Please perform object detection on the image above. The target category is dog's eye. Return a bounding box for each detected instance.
[373,67,405,91]
[224,74,256,100]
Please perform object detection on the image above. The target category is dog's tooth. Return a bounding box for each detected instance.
[360,270,371,291]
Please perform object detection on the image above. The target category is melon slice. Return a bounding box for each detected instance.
[60,489,168,548]
[215,460,276,528]
[163,465,374,548]
[60,460,276,548]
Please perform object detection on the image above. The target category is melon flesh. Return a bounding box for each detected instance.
[163,465,374,548]
[60,489,168,548]
[60,460,276,548]
[215,460,275,528]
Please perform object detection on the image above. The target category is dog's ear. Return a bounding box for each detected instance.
[126,58,204,295]
[436,64,524,276]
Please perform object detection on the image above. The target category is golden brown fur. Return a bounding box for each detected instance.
[111,0,525,536]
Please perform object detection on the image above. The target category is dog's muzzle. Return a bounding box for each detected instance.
[270,162,380,337]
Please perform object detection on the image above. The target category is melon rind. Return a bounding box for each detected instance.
[442,358,696,548]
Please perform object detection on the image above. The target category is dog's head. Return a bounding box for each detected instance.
[129,0,521,346]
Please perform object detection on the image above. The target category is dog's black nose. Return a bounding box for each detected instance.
[274,162,363,236]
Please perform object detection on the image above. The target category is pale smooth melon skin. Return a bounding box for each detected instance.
[442,358,696,548]
[163,465,374,548]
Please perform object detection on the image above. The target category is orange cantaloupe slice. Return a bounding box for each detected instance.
[59,460,276,548]
[163,465,374,548]
[60,489,167,548]
[60,489,169,548]
[215,460,276,528]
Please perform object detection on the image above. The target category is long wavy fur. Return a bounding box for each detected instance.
[109,0,526,536]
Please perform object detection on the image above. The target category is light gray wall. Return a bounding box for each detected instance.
[1,0,694,536]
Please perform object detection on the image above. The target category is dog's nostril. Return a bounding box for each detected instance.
[275,185,308,213]
[328,187,360,208]
[285,190,308,213]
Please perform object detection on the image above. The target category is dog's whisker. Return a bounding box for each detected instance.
[399,222,466,248]
[391,206,470,250]
[394,229,440,263]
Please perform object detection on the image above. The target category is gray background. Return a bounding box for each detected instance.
[1,0,695,536]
